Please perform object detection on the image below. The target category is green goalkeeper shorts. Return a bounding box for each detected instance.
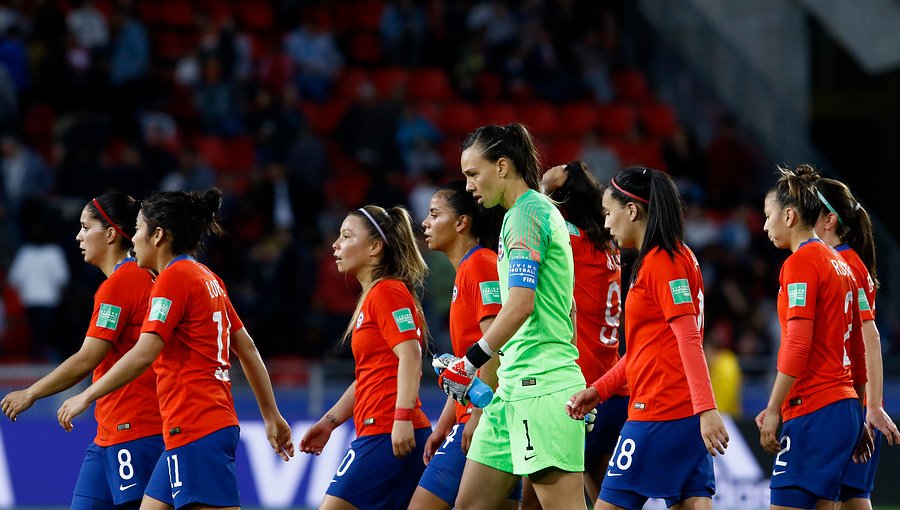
[467,385,585,476]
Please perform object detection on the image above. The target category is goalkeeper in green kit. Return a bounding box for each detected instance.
[434,123,587,510]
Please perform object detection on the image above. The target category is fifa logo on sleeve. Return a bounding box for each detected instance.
[668,279,692,305]
[787,283,807,308]
[149,298,172,322]
[392,308,416,333]
[96,303,122,330]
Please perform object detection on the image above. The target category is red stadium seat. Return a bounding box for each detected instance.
[347,31,383,66]
[23,103,55,140]
[416,102,443,125]
[196,0,233,24]
[640,103,677,138]
[518,102,559,137]
[597,103,637,137]
[194,136,230,172]
[408,68,455,102]
[475,72,504,102]
[439,140,462,175]
[545,138,583,167]
[439,102,479,136]
[299,100,349,136]
[370,68,409,99]
[480,103,518,127]
[612,70,651,103]
[152,31,195,62]
[235,0,274,31]
[350,0,383,30]
[155,0,195,28]
[334,68,372,101]
[558,103,599,137]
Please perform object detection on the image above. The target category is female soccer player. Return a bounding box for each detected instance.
[566,166,728,510]
[299,204,432,510]
[410,180,520,510]
[2,192,162,510]
[756,165,869,510]
[813,177,900,510]
[57,189,295,510]
[436,123,587,510]
[538,161,628,503]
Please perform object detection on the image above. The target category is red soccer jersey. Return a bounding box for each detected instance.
[777,239,865,422]
[568,223,627,395]
[352,279,430,436]
[448,246,502,423]
[836,245,876,322]
[141,257,244,449]
[87,260,162,446]
[623,245,706,421]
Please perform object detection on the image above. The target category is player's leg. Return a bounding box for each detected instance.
[455,460,521,510]
[138,495,172,510]
[672,496,712,510]
[842,500,872,510]
[529,468,586,510]
[519,477,540,510]
[583,456,609,503]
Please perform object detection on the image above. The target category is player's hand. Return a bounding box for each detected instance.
[265,414,295,461]
[1,389,35,421]
[699,409,729,456]
[433,354,475,405]
[866,406,900,445]
[299,418,334,455]
[565,386,600,420]
[461,408,481,454]
[57,393,92,432]
[423,424,450,465]
[391,419,415,458]
[853,424,874,464]
[756,408,782,454]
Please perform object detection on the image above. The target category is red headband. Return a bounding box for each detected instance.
[92,198,132,241]
[610,177,649,204]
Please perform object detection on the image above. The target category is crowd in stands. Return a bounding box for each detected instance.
[0,0,878,380]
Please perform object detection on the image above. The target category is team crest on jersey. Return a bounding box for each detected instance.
[787,283,807,308]
[356,311,365,329]
[452,285,458,303]
[96,303,121,330]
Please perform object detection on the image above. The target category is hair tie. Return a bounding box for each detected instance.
[816,190,844,225]
[854,202,862,212]
[92,198,132,241]
[611,177,649,204]
[358,207,389,244]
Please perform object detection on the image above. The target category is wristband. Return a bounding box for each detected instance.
[465,338,494,368]
[394,408,414,421]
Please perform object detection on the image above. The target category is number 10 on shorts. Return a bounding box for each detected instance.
[608,435,636,471]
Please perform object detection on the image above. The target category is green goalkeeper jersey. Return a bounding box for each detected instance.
[495,190,584,401]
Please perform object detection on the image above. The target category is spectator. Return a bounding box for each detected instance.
[66,0,108,51]
[284,18,343,102]
[160,148,215,192]
[108,7,149,87]
[0,134,52,216]
[578,129,620,183]
[381,0,427,66]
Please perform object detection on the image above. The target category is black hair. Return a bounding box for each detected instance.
[546,161,613,253]
[461,123,542,191]
[769,164,821,228]
[436,180,504,252]
[607,166,684,279]
[816,177,879,288]
[140,189,224,256]
[87,192,141,250]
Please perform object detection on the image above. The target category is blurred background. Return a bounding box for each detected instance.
[0,0,898,508]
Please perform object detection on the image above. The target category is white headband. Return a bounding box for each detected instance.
[358,208,388,244]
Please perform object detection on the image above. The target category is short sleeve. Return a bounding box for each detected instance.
[85,280,128,342]
[504,202,547,290]
[141,272,187,342]
[647,250,697,321]
[780,255,819,321]
[371,282,421,349]
[856,271,876,322]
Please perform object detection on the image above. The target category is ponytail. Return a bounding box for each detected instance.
[607,166,684,278]
[545,161,613,252]
[816,178,879,288]
[461,123,542,191]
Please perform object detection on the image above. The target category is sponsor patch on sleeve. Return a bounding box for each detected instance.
[858,288,871,312]
[95,303,121,330]
[479,281,502,305]
[787,283,807,308]
[392,308,416,333]
[668,279,692,305]
[148,297,173,322]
